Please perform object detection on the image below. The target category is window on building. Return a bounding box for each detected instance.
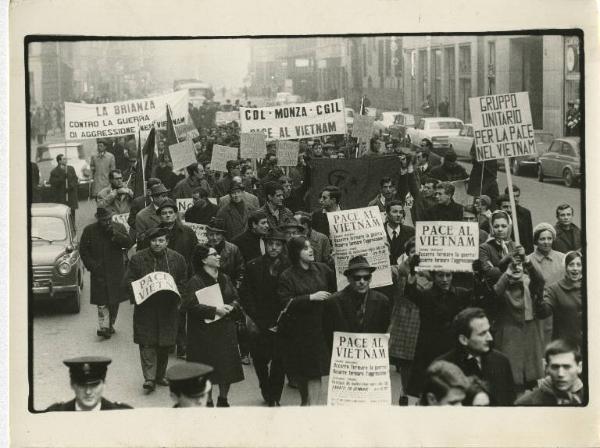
[385,40,391,77]
[378,40,384,77]
[459,44,471,76]
[368,39,373,65]
[362,44,367,77]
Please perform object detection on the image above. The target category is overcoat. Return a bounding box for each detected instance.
[48,165,78,210]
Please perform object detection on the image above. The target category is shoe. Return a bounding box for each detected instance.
[96,328,111,339]
[216,397,230,407]
[398,396,409,406]
[143,380,156,392]
[156,378,169,386]
[206,399,214,408]
[241,355,251,365]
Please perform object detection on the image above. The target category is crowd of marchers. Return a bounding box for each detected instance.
[37,99,584,410]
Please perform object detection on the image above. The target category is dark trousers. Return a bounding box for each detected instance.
[97,303,119,330]
[176,309,187,353]
[139,345,169,381]
[250,330,285,403]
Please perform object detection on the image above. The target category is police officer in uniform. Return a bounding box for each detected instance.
[166,362,214,408]
[45,356,132,411]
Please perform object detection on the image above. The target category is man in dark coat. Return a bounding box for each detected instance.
[467,144,499,205]
[30,161,41,202]
[311,185,342,238]
[216,180,252,240]
[80,207,133,338]
[45,356,132,411]
[123,226,188,392]
[184,186,218,225]
[553,203,582,253]
[429,149,469,182]
[438,307,516,405]
[214,160,241,198]
[48,153,78,225]
[127,178,161,239]
[324,256,391,340]
[239,229,291,406]
[258,181,294,232]
[231,210,270,263]
[134,183,169,244]
[384,200,415,265]
[423,181,464,221]
[171,163,213,199]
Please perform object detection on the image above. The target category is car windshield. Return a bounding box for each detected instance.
[345,109,354,118]
[40,146,83,162]
[404,114,415,126]
[31,216,68,242]
[429,121,462,130]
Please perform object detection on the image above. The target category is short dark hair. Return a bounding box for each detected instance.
[420,361,470,405]
[404,236,416,255]
[241,165,252,176]
[565,250,582,268]
[556,203,574,218]
[321,185,341,204]
[504,185,521,195]
[191,187,209,199]
[385,199,405,214]
[287,235,309,265]
[497,194,511,207]
[544,339,582,364]
[421,176,438,187]
[264,181,283,199]
[248,210,268,227]
[380,177,393,188]
[453,308,488,341]
[416,149,429,160]
[186,163,199,177]
[56,153,64,163]
[295,211,312,228]
[108,169,122,180]
[226,160,239,172]
[436,181,455,196]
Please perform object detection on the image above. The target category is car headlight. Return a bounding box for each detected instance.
[57,261,72,276]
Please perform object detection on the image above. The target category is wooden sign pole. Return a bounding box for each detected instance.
[503,156,520,244]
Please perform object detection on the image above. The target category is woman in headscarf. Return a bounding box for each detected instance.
[277,236,336,406]
[182,244,244,407]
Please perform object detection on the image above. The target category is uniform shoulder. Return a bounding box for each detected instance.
[44,399,74,412]
[102,398,133,410]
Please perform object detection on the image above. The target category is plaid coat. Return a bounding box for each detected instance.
[388,262,420,360]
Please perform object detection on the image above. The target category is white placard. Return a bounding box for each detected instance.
[327,332,391,406]
[64,90,189,140]
[327,206,392,290]
[240,98,347,141]
[185,223,208,244]
[469,92,536,161]
[169,140,197,172]
[111,212,130,233]
[215,111,241,125]
[131,271,180,305]
[415,221,479,272]
[176,198,194,213]
[210,144,238,173]
[276,140,300,166]
[352,115,375,141]
[195,283,225,323]
[240,132,267,159]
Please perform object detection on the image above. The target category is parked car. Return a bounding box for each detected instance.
[537,137,581,187]
[30,203,83,313]
[388,112,416,142]
[373,111,402,137]
[405,117,464,157]
[35,142,92,200]
[448,123,475,159]
[498,130,555,175]
[345,107,355,133]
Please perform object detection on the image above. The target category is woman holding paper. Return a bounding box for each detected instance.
[182,244,244,407]
[277,236,336,406]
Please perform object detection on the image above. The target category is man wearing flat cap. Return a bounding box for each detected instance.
[134,183,170,244]
[167,362,214,408]
[80,207,133,339]
[216,180,252,240]
[45,356,132,411]
[124,226,188,392]
[324,256,391,342]
[128,177,163,240]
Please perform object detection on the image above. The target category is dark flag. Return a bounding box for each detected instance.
[133,127,156,198]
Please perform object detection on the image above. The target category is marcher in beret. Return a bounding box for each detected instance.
[167,362,214,408]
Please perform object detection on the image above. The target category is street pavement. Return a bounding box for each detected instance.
[31,160,582,410]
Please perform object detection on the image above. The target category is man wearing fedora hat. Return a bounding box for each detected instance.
[324,256,390,340]
[134,183,170,244]
[127,177,163,240]
[278,217,306,241]
[80,207,133,339]
[45,356,132,411]
[240,229,291,406]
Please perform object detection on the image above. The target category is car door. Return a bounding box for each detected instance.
[542,141,561,177]
[559,143,578,174]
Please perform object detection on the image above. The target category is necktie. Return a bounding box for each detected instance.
[392,230,398,242]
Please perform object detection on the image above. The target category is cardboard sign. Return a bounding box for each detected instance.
[240,132,267,159]
[327,332,391,406]
[195,284,225,323]
[239,98,347,141]
[216,111,241,126]
[64,90,189,140]
[210,144,238,173]
[327,206,392,290]
[176,198,194,213]
[169,140,197,172]
[111,213,130,233]
[276,140,300,167]
[469,92,536,161]
[131,271,180,305]
[352,115,375,141]
[185,222,208,244]
[415,221,479,272]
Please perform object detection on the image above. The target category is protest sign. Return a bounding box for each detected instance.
[64,90,189,140]
[176,198,194,213]
[240,132,267,159]
[327,332,391,406]
[240,98,347,140]
[276,140,300,166]
[185,222,208,244]
[469,92,536,162]
[131,271,180,306]
[210,144,239,172]
[327,206,392,290]
[415,221,479,272]
[215,111,241,125]
[352,115,375,141]
[186,128,200,140]
[111,212,130,233]
[169,139,197,172]
[195,284,225,323]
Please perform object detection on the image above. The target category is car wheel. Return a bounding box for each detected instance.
[537,164,544,182]
[64,280,81,314]
[563,169,575,188]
